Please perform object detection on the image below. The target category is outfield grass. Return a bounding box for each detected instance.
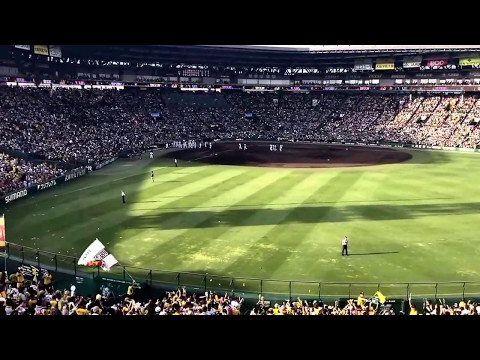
[5,148,480,297]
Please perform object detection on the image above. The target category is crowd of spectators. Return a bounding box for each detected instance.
[221,91,480,148]
[377,94,480,147]
[251,292,383,315]
[251,293,480,315]
[2,87,480,195]
[419,297,480,315]
[0,269,244,315]
[0,87,166,165]
[2,268,478,315]
[0,153,64,195]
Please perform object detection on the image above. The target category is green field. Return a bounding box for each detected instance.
[5,148,480,298]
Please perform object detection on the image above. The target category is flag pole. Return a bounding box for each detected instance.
[79,238,137,284]
[117,262,136,284]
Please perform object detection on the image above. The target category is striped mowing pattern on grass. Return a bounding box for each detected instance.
[5,148,480,296]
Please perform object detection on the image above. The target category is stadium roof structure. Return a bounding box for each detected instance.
[60,45,480,69]
[230,45,480,52]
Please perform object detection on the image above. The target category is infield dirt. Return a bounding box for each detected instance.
[162,142,412,168]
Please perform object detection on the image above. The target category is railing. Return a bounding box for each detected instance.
[4,242,480,300]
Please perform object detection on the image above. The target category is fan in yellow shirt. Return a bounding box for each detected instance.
[127,283,134,297]
[76,308,89,315]
[296,297,303,308]
[43,271,53,291]
[357,292,367,307]
[28,298,37,309]
[408,294,418,315]
[16,270,25,289]
[273,304,282,315]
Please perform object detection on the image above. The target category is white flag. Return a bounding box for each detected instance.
[78,238,117,270]
[78,239,105,266]
[101,254,118,271]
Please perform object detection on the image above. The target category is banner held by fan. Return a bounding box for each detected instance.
[78,238,118,271]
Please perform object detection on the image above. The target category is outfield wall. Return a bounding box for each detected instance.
[1,167,88,205]
[409,144,478,152]
[1,156,118,206]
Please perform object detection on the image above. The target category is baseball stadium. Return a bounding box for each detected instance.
[1,45,480,315]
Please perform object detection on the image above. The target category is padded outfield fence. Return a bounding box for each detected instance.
[2,242,480,302]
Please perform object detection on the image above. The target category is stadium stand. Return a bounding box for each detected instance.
[1,270,476,315]
[0,153,64,196]
[2,88,480,159]
[4,45,480,316]
[0,270,245,315]
[2,87,480,195]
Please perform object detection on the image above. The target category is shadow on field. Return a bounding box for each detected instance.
[138,194,208,202]
[130,201,480,229]
[348,251,399,256]
[131,197,452,209]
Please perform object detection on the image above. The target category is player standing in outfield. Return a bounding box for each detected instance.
[342,236,348,256]
[150,151,154,159]
[151,171,155,182]
[121,190,126,204]
[174,159,178,167]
